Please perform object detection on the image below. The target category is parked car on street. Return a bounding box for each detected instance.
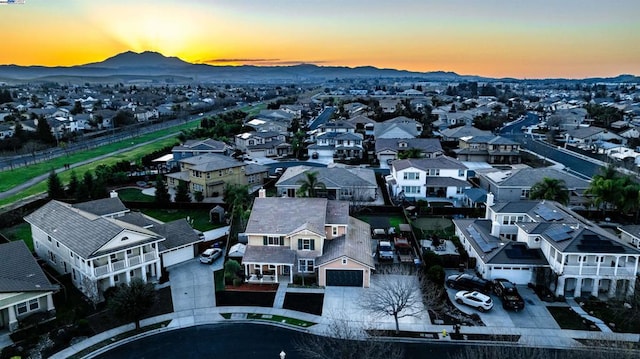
[199,248,222,264]
[493,278,525,311]
[446,273,491,293]
[455,290,494,312]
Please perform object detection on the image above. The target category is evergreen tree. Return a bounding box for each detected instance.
[75,181,91,202]
[82,171,95,198]
[91,176,109,200]
[36,116,56,144]
[154,175,171,204]
[47,170,65,200]
[67,171,79,198]
[107,278,157,330]
[174,181,191,202]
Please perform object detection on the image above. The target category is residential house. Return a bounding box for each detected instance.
[245,163,270,190]
[565,127,624,147]
[455,135,521,164]
[275,165,377,201]
[0,241,59,332]
[379,99,401,113]
[307,132,364,160]
[374,116,423,139]
[167,154,258,198]
[241,196,374,287]
[387,156,471,202]
[454,195,640,299]
[346,115,376,137]
[235,131,290,158]
[439,125,492,142]
[0,123,14,140]
[617,225,640,250]
[548,108,588,130]
[170,138,231,169]
[375,138,443,169]
[477,167,590,208]
[24,195,201,303]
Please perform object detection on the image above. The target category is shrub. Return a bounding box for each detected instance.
[426,265,445,284]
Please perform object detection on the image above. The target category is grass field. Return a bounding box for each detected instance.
[116,188,155,202]
[0,222,33,251]
[140,208,219,232]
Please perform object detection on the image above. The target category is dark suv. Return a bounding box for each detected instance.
[493,279,525,311]
[446,274,491,293]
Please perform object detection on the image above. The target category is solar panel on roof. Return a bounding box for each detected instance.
[545,227,573,242]
[467,225,499,253]
[534,206,563,221]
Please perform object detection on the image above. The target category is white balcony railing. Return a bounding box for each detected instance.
[94,265,109,276]
[560,265,636,277]
[129,255,141,266]
[144,252,156,262]
[93,253,157,276]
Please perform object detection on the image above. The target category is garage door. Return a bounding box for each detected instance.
[326,269,363,287]
[490,269,532,285]
[162,246,194,267]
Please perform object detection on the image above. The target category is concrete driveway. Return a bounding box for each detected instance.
[446,281,559,329]
[168,255,224,312]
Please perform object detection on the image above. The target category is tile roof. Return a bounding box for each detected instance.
[179,153,244,172]
[0,241,59,293]
[154,219,202,252]
[275,166,376,190]
[375,138,443,154]
[245,197,329,236]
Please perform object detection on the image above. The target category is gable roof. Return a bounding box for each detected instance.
[0,241,59,293]
[316,217,374,268]
[72,197,129,217]
[375,138,443,154]
[276,166,376,190]
[485,167,590,189]
[179,153,245,172]
[24,200,163,259]
[173,138,228,153]
[392,156,467,171]
[153,219,202,252]
[440,125,492,139]
[374,122,420,139]
[245,197,329,236]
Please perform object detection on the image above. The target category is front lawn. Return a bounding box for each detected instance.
[0,222,33,251]
[216,290,276,307]
[283,293,324,315]
[579,297,640,333]
[141,208,220,231]
[547,306,599,331]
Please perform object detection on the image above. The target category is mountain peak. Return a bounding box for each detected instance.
[83,51,191,69]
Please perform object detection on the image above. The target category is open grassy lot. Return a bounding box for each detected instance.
[140,208,219,232]
[116,188,155,202]
[0,222,33,251]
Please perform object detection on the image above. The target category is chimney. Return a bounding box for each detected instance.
[110,190,118,198]
[486,192,494,207]
[258,188,266,198]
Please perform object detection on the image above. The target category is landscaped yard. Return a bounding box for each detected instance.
[579,297,640,333]
[412,217,454,238]
[141,208,222,232]
[215,289,276,307]
[283,293,324,316]
[357,214,406,232]
[116,188,155,202]
[0,222,33,251]
[546,306,600,331]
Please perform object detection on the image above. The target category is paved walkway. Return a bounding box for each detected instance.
[273,283,287,309]
[566,298,613,333]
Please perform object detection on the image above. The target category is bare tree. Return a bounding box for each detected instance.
[359,268,425,334]
[347,185,374,214]
[294,313,404,359]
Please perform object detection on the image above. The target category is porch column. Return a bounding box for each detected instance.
[8,306,18,332]
[590,278,599,297]
[125,270,131,283]
[614,256,620,276]
[46,293,55,312]
[141,266,147,282]
[244,264,249,280]
[573,278,582,298]
[289,264,293,283]
[608,279,617,298]
[155,260,162,280]
[109,275,115,287]
[627,279,636,298]
[555,277,565,297]
[596,258,602,276]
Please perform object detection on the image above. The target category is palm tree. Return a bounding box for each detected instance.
[585,165,621,212]
[529,177,570,205]
[296,171,326,197]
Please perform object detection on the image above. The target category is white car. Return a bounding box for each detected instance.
[199,248,222,264]
[454,290,493,312]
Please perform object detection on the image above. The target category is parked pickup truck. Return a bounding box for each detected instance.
[493,278,525,311]
[377,241,394,261]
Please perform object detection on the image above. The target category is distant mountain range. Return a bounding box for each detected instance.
[0,51,638,84]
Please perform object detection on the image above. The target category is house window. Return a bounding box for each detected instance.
[17,299,39,315]
[126,249,132,255]
[521,189,530,198]
[332,226,338,236]
[298,238,315,251]
[298,259,315,273]
[56,241,60,248]
[49,251,57,264]
[264,236,284,246]
[47,236,51,242]
[401,186,421,194]
[403,172,419,180]
[342,258,348,265]
[114,274,120,283]
[426,169,440,176]
[458,170,465,177]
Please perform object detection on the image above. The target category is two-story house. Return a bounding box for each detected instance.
[307,132,364,160]
[0,241,59,332]
[167,154,262,198]
[439,125,492,142]
[170,138,231,169]
[241,195,374,287]
[375,138,443,169]
[374,116,423,139]
[235,131,291,158]
[453,195,640,299]
[454,135,521,164]
[388,156,470,201]
[24,195,201,303]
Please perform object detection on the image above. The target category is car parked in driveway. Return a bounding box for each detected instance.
[377,241,394,261]
[446,273,492,293]
[199,248,222,264]
[455,290,494,312]
[493,278,525,311]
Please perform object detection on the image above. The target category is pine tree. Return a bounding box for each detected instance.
[174,181,191,203]
[82,171,94,197]
[47,170,65,200]
[36,116,56,144]
[154,175,171,204]
[67,171,79,198]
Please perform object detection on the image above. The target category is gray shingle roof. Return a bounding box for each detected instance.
[245,197,328,236]
[440,125,491,139]
[489,168,590,189]
[72,197,129,217]
[179,153,244,172]
[375,138,443,154]
[392,156,467,171]
[245,163,269,175]
[154,219,202,252]
[24,200,163,259]
[316,217,374,268]
[276,166,376,190]
[242,245,297,265]
[0,241,59,293]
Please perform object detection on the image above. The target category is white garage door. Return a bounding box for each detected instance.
[162,246,194,267]
[490,268,533,285]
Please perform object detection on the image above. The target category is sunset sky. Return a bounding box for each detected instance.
[1,0,639,79]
